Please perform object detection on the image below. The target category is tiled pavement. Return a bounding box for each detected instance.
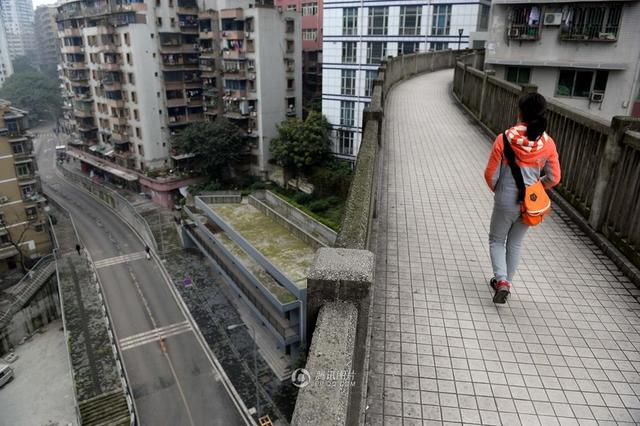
[365,69,640,426]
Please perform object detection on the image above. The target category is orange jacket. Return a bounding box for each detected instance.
[485,124,561,208]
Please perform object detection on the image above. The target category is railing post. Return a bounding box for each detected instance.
[478,69,494,123]
[520,83,538,95]
[589,116,640,231]
[460,63,467,103]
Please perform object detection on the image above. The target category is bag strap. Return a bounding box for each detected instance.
[502,132,526,203]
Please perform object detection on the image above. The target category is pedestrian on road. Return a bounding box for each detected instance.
[145,245,151,260]
[75,243,82,256]
[484,93,561,304]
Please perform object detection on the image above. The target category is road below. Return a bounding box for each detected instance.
[35,127,250,426]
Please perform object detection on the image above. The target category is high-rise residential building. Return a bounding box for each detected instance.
[484,0,640,120]
[275,0,323,111]
[322,1,490,159]
[0,0,36,59]
[57,0,302,207]
[0,19,13,86]
[0,101,51,272]
[34,5,60,76]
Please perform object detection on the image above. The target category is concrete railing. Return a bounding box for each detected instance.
[293,49,480,426]
[56,163,158,252]
[452,61,640,274]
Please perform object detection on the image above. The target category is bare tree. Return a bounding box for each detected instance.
[0,211,38,272]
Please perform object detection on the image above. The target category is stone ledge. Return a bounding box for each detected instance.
[308,247,375,284]
[291,301,358,426]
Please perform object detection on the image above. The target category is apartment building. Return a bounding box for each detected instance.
[34,5,61,76]
[0,19,13,87]
[0,101,50,273]
[57,0,302,206]
[485,0,640,120]
[322,0,490,159]
[0,0,35,59]
[275,0,323,110]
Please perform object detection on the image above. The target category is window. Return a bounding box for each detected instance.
[561,4,623,40]
[35,224,44,232]
[505,67,531,85]
[342,42,357,63]
[131,91,137,102]
[126,53,132,65]
[431,42,448,51]
[478,4,490,31]
[400,6,422,35]
[136,127,142,138]
[556,70,608,98]
[287,4,296,11]
[398,42,419,55]
[343,8,358,35]
[286,40,295,52]
[286,20,295,33]
[134,109,139,120]
[171,17,176,27]
[124,32,130,45]
[11,143,24,154]
[138,144,144,155]
[508,6,541,40]
[338,130,355,155]
[128,72,135,84]
[303,29,317,40]
[157,17,162,26]
[302,2,318,16]
[20,185,32,198]
[341,69,356,96]
[287,78,295,89]
[340,100,355,127]
[365,70,376,97]
[16,164,31,176]
[155,0,160,6]
[25,206,37,219]
[366,42,386,64]
[368,7,388,35]
[432,4,451,35]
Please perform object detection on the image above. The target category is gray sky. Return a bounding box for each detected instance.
[32,0,57,9]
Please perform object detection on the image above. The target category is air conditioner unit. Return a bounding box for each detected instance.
[543,13,562,26]
[590,91,604,103]
[0,196,8,204]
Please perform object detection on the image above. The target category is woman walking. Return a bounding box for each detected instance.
[484,93,561,304]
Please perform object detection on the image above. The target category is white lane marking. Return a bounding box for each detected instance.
[93,251,147,269]
[119,321,191,351]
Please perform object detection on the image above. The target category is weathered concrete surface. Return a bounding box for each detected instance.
[291,301,358,426]
[0,319,77,426]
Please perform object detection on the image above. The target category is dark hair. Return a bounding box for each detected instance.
[518,93,547,141]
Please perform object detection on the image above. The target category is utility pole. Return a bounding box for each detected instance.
[458,28,464,51]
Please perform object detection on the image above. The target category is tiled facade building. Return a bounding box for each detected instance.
[275,0,323,111]
[56,0,302,206]
[485,0,640,120]
[322,0,489,159]
[0,101,50,272]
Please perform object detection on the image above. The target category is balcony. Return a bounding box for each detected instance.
[223,89,247,99]
[507,24,540,40]
[102,61,123,71]
[179,16,199,32]
[168,113,204,126]
[199,30,217,40]
[110,115,128,126]
[222,30,244,40]
[105,97,125,108]
[64,61,88,70]
[74,108,94,118]
[222,49,245,60]
[220,8,243,20]
[61,45,84,54]
[102,78,122,90]
[111,131,130,144]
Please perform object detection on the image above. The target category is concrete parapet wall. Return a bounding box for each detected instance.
[197,192,243,204]
[295,49,480,426]
[291,301,358,426]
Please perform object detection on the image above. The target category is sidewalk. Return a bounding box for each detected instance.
[366,69,640,425]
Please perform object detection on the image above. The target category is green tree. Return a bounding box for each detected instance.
[0,71,62,121]
[270,110,332,177]
[171,118,246,180]
[11,55,38,73]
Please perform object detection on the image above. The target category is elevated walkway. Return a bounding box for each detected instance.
[366,69,640,425]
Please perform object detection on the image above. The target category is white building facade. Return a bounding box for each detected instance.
[0,0,35,59]
[0,18,13,86]
[484,0,640,120]
[322,0,490,159]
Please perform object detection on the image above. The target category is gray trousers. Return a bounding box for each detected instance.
[489,208,529,283]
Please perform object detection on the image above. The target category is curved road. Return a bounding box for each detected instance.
[35,128,251,426]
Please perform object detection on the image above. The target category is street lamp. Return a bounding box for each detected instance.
[458,28,464,51]
[227,323,260,418]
